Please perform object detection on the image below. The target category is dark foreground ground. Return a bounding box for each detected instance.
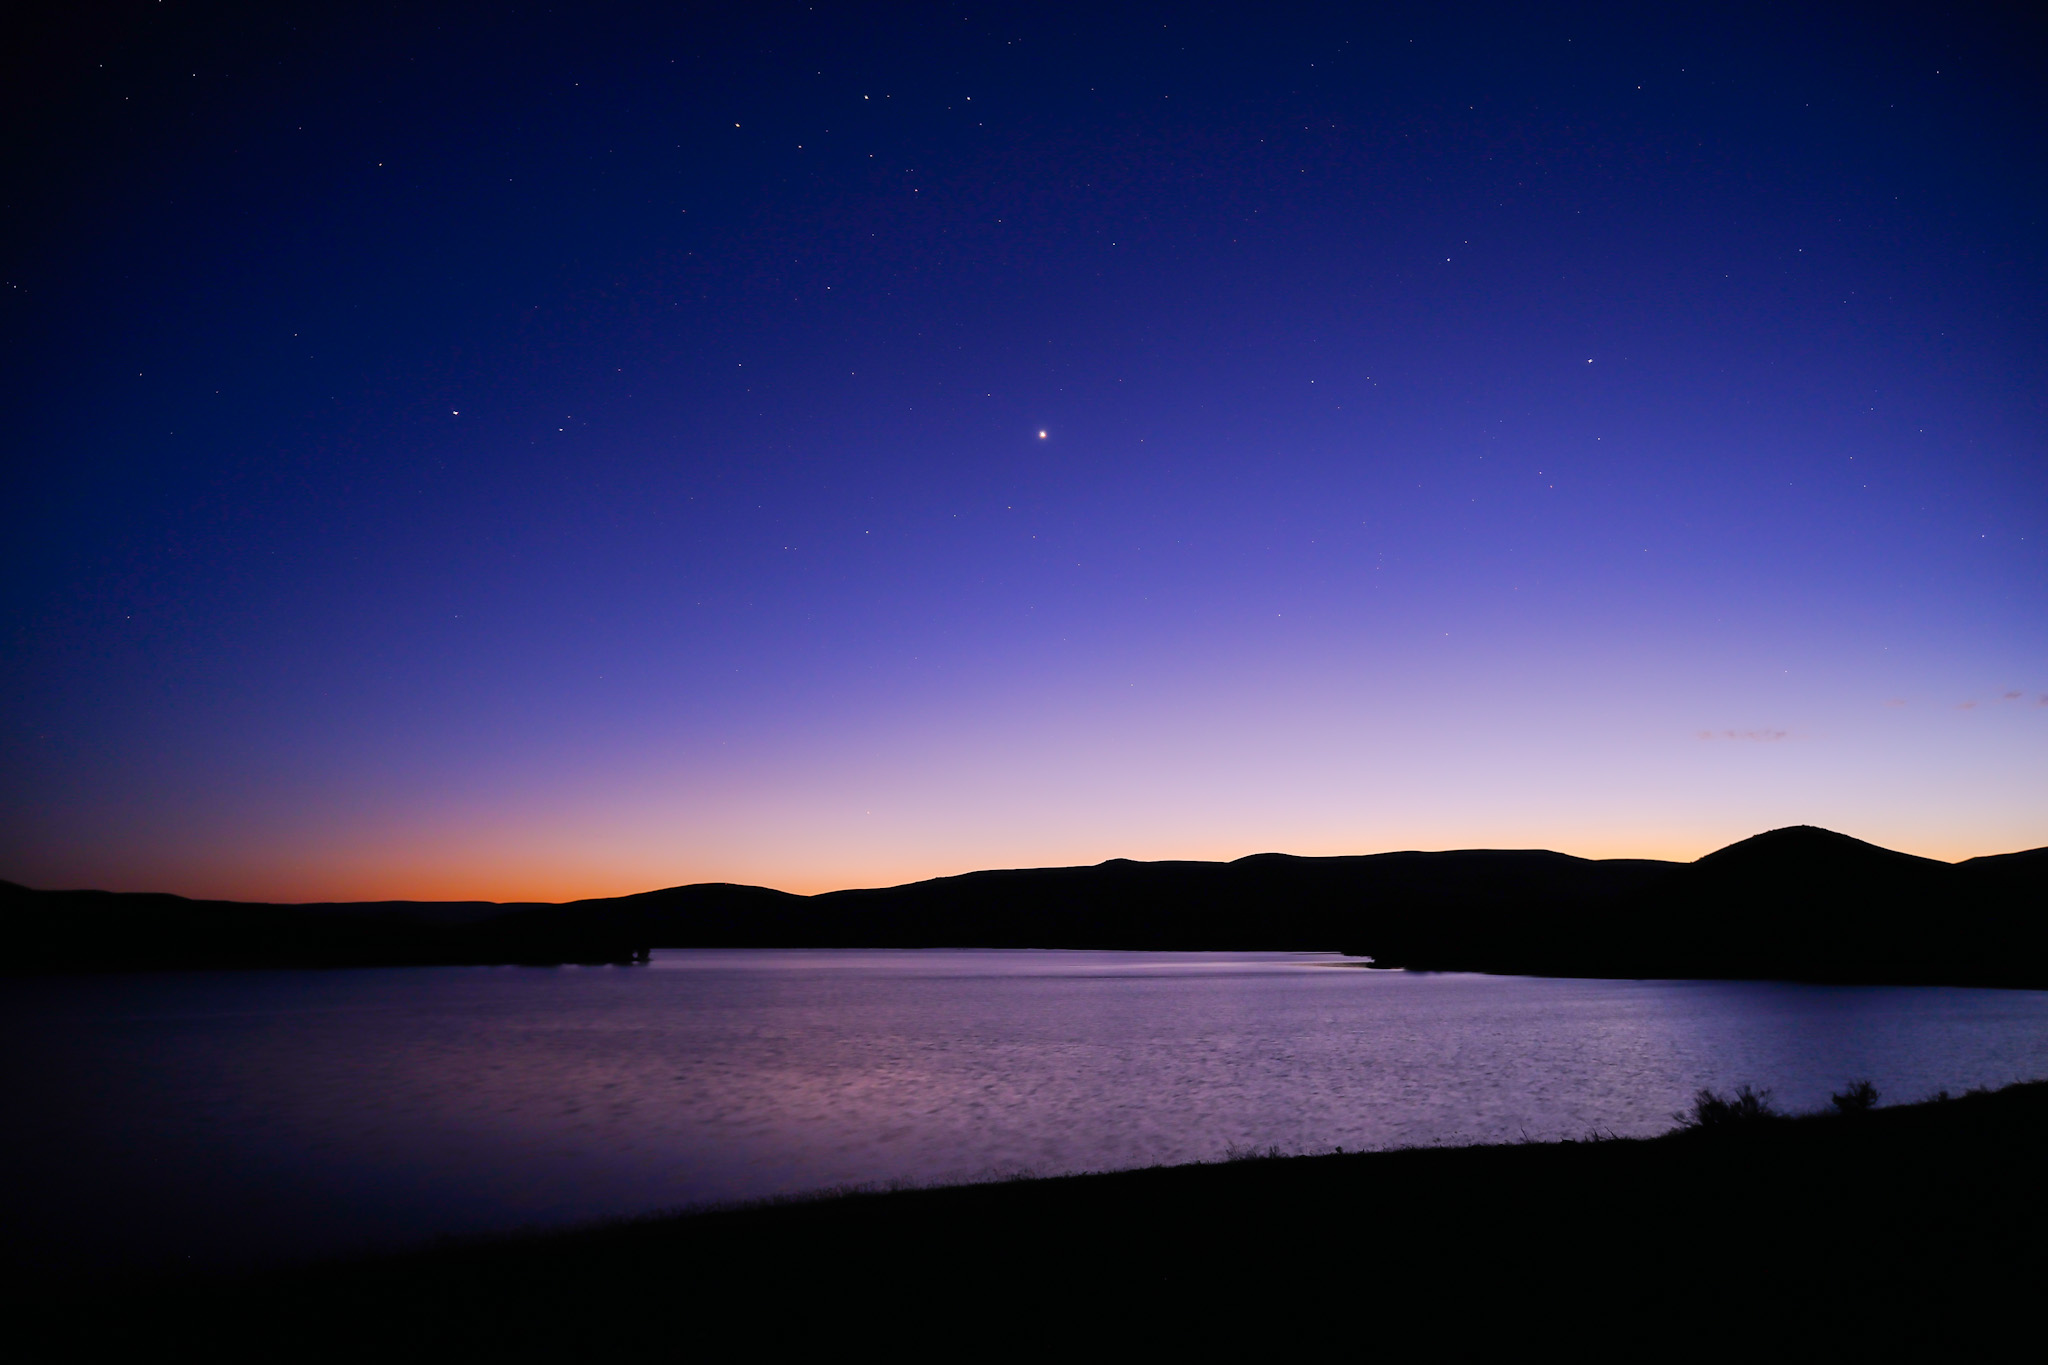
[18,1080,2048,1359]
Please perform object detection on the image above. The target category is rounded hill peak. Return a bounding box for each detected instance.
[1692,826,1944,875]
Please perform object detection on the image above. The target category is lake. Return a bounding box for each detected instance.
[8,949,2048,1275]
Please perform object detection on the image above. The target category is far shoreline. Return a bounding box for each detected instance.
[10,826,2048,987]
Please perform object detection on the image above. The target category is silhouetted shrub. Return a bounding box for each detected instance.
[1831,1080,1880,1115]
[1675,1085,1779,1130]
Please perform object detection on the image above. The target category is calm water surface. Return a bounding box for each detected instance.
[8,949,2048,1273]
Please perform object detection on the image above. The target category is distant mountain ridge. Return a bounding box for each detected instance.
[1347,826,2048,985]
[4,826,2045,986]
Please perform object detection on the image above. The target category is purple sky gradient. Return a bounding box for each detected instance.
[4,3,2043,899]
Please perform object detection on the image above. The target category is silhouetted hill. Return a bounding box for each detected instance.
[1351,826,2048,985]
[0,883,652,970]
[622,848,1677,949]
[5,825,2045,983]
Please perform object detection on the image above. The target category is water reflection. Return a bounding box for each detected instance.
[5,950,2046,1273]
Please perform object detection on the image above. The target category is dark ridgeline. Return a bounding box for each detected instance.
[1345,826,2048,986]
[612,847,1676,949]
[4,825,2045,985]
[0,888,660,971]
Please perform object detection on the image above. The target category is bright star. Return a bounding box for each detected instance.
[1038,430,1047,439]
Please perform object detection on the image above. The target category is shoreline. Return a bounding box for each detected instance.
[13,829,2047,987]
[20,1078,2048,1356]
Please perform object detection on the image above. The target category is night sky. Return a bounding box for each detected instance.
[5,3,2044,901]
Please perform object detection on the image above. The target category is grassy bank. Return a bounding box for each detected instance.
[21,1080,2048,1357]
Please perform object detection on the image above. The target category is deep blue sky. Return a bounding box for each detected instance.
[5,2,2044,898]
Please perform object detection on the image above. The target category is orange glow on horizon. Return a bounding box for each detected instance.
[45,823,2031,905]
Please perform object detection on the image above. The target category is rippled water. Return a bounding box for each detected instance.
[8,949,2048,1273]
